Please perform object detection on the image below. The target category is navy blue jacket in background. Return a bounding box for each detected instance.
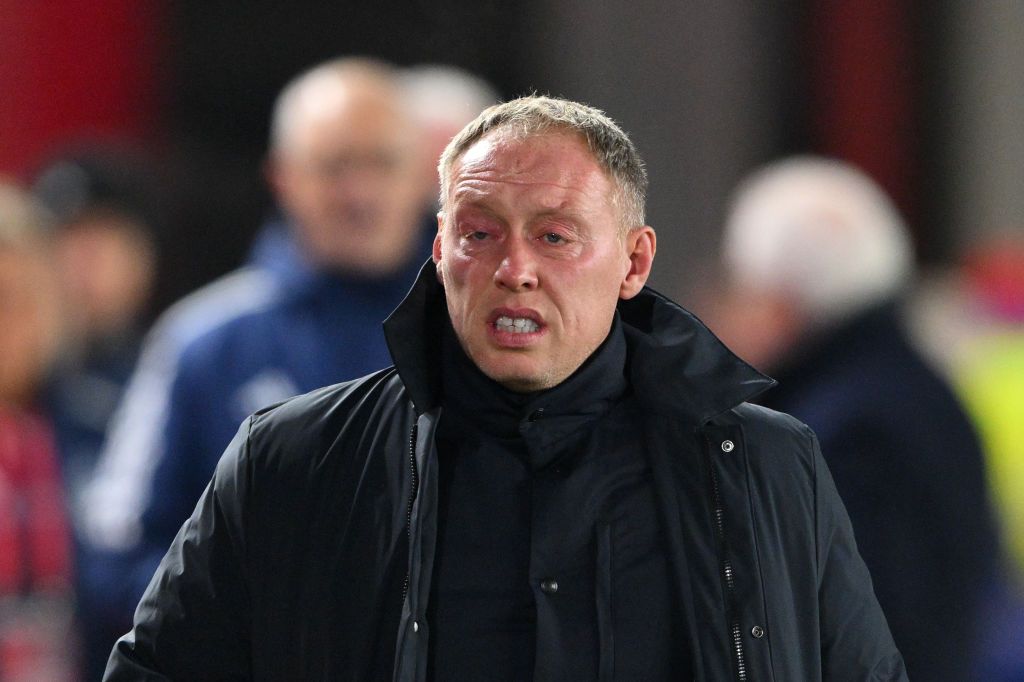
[82,218,432,625]
[760,301,1000,682]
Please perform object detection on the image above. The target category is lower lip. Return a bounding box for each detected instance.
[488,323,545,348]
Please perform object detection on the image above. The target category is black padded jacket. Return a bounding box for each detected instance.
[104,262,907,681]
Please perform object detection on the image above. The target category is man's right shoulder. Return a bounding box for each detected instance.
[241,368,414,470]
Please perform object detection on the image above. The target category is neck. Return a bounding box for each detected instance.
[440,316,628,437]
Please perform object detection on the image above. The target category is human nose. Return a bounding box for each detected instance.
[330,166,386,204]
[493,238,538,292]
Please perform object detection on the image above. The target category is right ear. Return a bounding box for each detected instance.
[432,212,444,284]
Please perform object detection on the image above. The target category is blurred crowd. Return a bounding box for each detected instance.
[1,55,1022,680]
[0,58,497,680]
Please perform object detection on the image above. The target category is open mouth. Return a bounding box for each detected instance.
[494,315,540,334]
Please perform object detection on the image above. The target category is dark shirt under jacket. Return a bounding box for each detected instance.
[428,316,688,681]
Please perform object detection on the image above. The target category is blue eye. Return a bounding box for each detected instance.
[543,233,565,244]
[470,231,490,240]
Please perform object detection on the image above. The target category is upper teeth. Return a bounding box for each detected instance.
[495,316,539,333]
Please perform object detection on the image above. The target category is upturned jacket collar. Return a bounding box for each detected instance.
[384,260,775,425]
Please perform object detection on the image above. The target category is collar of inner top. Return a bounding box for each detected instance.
[439,314,629,452]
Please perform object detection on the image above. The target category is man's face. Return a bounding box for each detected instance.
[270,80,425,274]
[0,246,62,404]
[434,130,654,392]
[56,214,155,337]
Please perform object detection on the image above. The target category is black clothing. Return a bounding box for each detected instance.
[761,302,999,682]
[429,319,684,680]
[429,323,539,679]
[104,261,907,681]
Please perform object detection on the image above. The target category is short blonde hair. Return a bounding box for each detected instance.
[438,95,647,231]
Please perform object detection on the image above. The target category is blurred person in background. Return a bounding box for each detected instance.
[82,57,433,651]
[955,235,1024,574]
[911,233,1024,680]
[0,183,79,680]
[710,156,999,682]
[401,63,501,206]
[31,148,160,681]
[955,236,1024,681]
[33,149,159,516]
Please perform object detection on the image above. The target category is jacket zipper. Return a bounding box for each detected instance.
[400,423,419,609]
[706,434,748,682]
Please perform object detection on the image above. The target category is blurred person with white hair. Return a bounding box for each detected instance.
[713,156,999,682]
[81,57,435,649]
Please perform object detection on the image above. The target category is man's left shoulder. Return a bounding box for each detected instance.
[714,401,812,437]
[710,402,819,472]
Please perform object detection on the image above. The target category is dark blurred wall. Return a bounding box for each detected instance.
[942,2,1024,246]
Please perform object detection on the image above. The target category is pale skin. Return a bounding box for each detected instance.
[265,72,425,274]
[433,130,656,392]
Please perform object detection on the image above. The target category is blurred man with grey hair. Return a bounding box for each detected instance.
[715,156,999,682]
[105,103,905,681]
[83,57,434,653]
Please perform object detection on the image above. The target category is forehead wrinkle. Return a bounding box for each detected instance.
[452,159,610,200]
[452,175,596,203]
[451,178,597,218]
[446,131,619,226]
[455,131,608,185]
